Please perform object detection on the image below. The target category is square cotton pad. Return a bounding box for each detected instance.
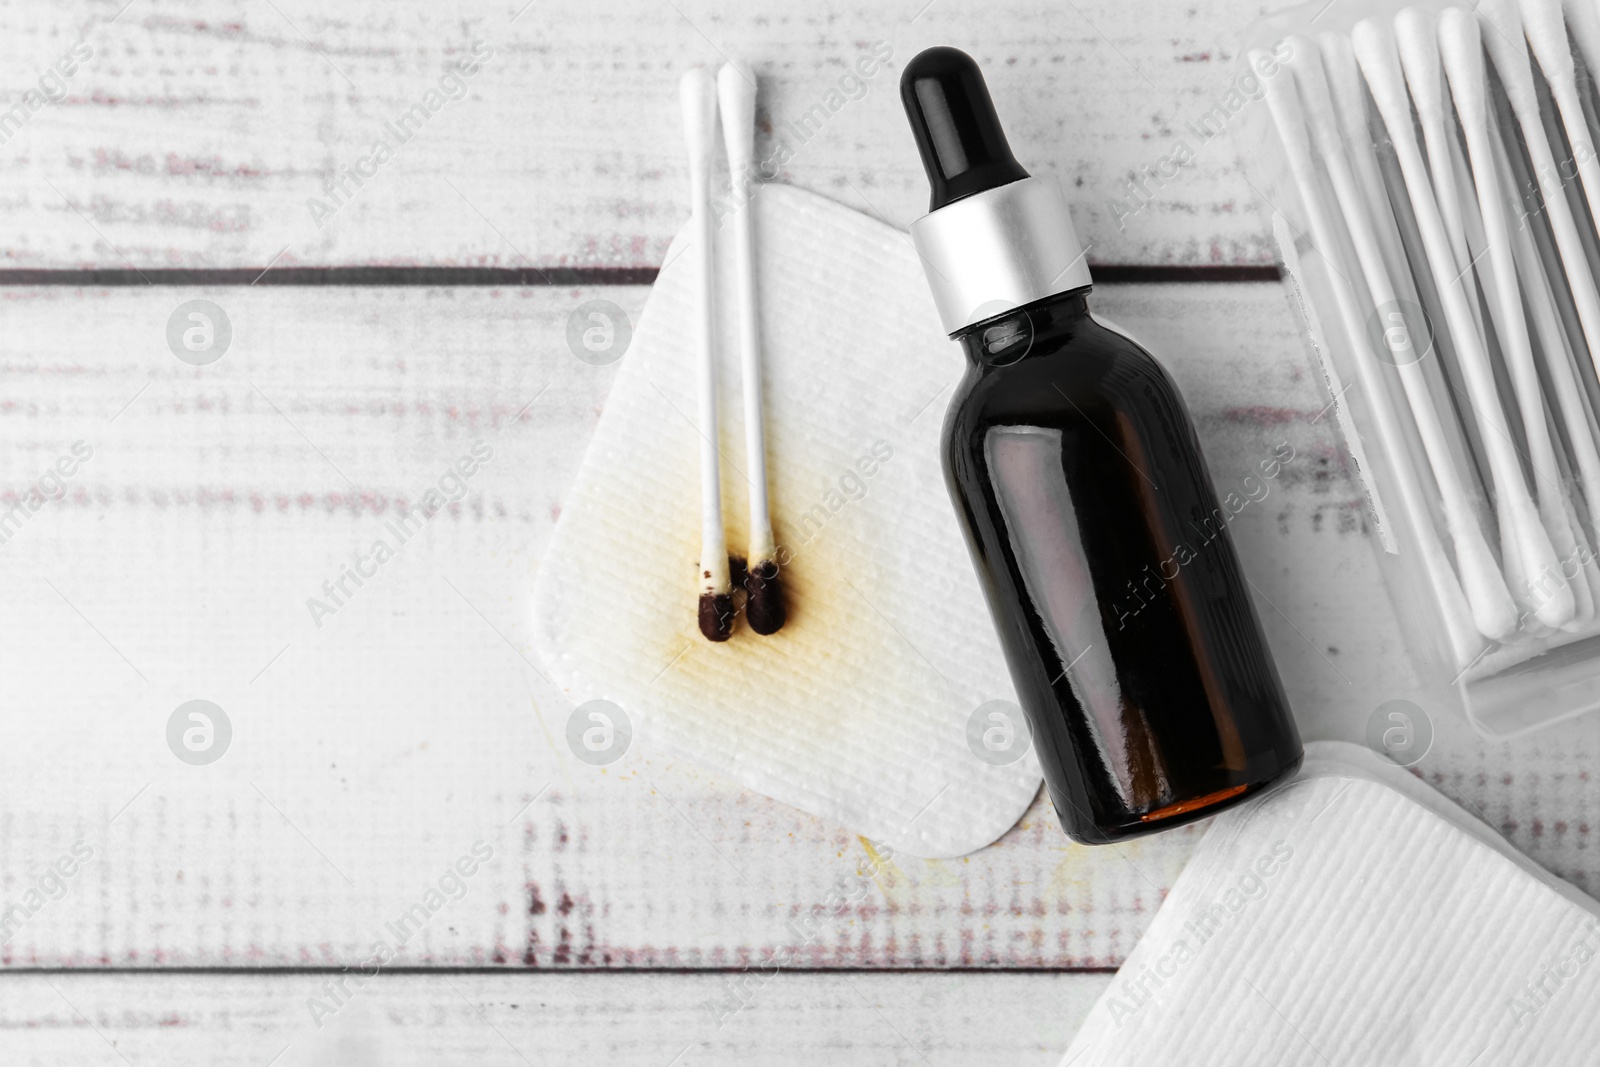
[1061,740,1600,1064]
[531,184,1042,858]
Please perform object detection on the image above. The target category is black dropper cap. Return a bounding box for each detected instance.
[901,47,1030,212]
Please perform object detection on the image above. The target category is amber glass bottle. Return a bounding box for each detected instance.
[904,47,1303,843]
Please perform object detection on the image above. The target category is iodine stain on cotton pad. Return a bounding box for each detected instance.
[552,411,954,782]
[532,184,1040,858]
[609,481,919,744]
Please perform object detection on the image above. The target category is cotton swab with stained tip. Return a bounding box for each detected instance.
[1520,0,1600,239]
[1285,38,1520,641]
[1354,19,1576,630]
[1257,48,1490,657]
[682,66,734,642]
[717,61,785,637]
[1436,7,1592,626]
[1478,0,1600,369]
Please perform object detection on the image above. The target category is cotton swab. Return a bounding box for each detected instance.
[1321,30,1489,501]
[1315,34,1408,280]
[1256,47,1489,657]
[1520,0,1600,240]
[1360,18,1571,628]
[1562,0,1600,83]
[1393,7,1497,455]
[1478,0,1600,370]
[1500,129,1600,528]
[1393,9,1479,319]
[682,66,734,642]
[1441,126,1590,632]
[1286,38,1520,640]
[1312,30,1472,534]
[1435,7,1591,627]
[1489,111,1600,614]
[717,61,786,637]
[1354,18,1575,629]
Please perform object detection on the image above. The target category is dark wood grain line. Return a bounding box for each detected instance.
[0,267,661,287]
[0,265,1279,287]
[0,965,1123,975]
[1091,265,1281,283]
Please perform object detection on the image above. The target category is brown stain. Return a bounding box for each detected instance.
[563,380,927,746]
[635,521,897,742]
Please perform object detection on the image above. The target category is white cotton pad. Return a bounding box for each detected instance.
[531,184,1042,858]
[1060,740,1600,1064]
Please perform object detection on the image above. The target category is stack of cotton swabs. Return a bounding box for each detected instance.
[1248,0,1600,676]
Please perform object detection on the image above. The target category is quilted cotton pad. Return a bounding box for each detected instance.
[1060,741,1600,1064]
[531,183,1042,858]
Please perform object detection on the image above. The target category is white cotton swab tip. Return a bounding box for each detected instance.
[1283,35,1343,159]
[1351,20,1416,134]
[1521,0,1579,87]
[681,66,719,179]
[1478,0,1541,112]
[717,62,757,172]
[1562,0,1600,76]
[1437,8,1488,128]
[1393,8,1447,120]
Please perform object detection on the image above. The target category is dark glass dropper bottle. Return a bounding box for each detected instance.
[902,47,1303,843]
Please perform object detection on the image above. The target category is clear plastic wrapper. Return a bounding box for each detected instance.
[1236,0,1600,735]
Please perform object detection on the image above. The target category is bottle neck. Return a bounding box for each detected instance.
[954,286,1092,368]
[909,176,1093,335]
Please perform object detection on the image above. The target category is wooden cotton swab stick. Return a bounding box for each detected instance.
[1285,37,1519,640]
[682,65,735,642]
[1256,46,1490,657]
[717,61,785,636]
[1434,7,1590,627]
[1354,18,1576,630]
[1478,0,1600,369]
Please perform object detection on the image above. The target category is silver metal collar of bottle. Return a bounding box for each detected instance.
[909,176,1093,335]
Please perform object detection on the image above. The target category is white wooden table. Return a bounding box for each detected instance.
[1,1,1596,1063]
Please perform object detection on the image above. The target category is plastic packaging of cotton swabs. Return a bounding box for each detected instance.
[1236,0,1600,737]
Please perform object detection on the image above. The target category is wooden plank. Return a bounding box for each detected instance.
[0,280,1593,972]
[0,0,1286,270]
[0,970,1112,1065]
